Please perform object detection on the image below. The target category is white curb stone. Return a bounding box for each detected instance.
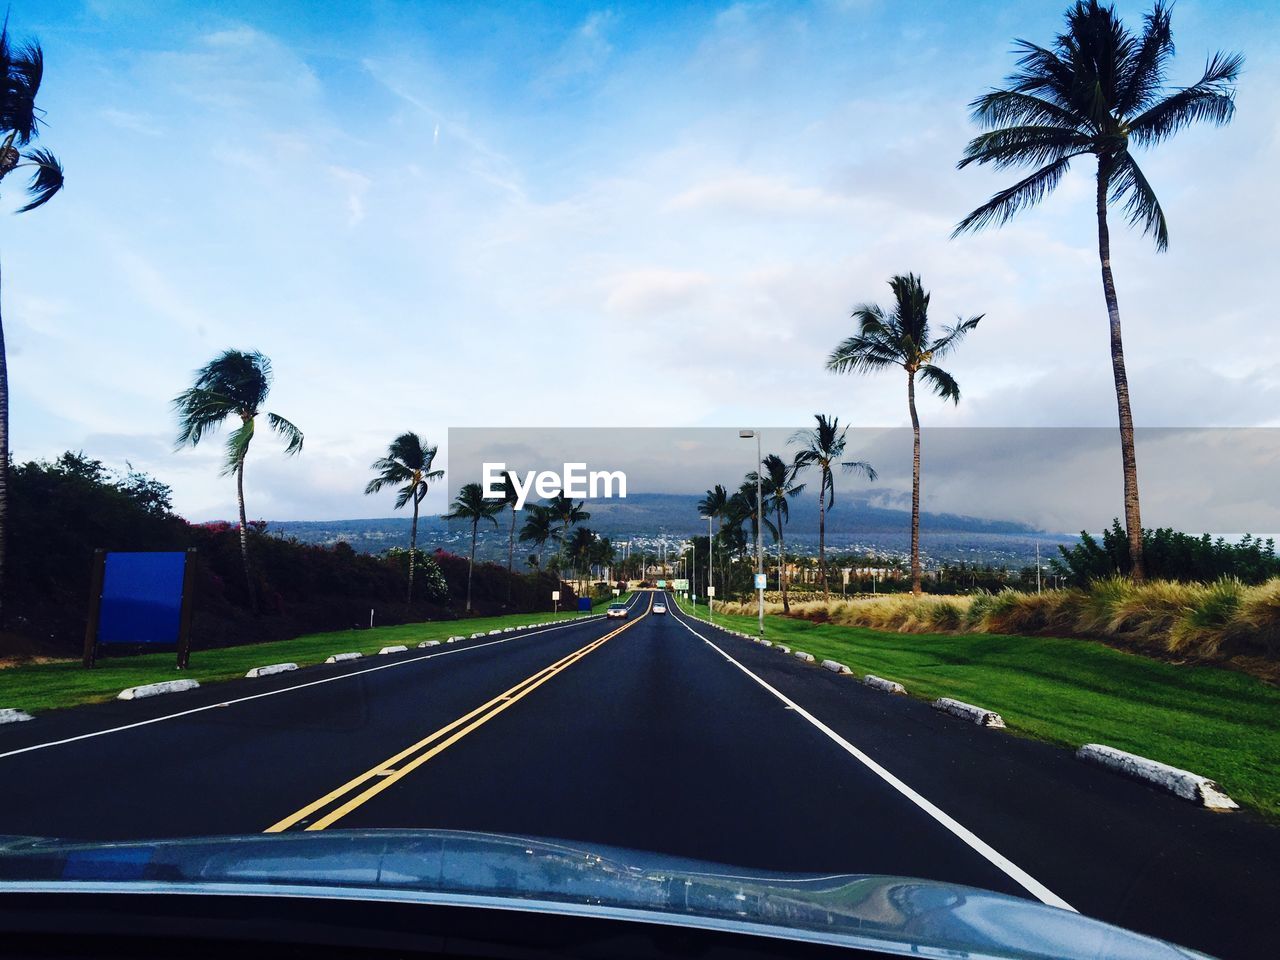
[793,651,816,663]
[0,708,34,724]
[117,679,200,701]
[245,662,297,678]
[325,652,363,664]
[516,625,527,631]
[449,635,465,642]
[821,659,852,674]
[419,640,441,648]
[759,640,773,647]
[503,627,516,633]
[933,697,1005,728]
[774,644,791,654]
[379,645,408,655]
[1077,744,1238,810]
[488,629,502,636]
[471,632,486,639]
[864,675,907,695]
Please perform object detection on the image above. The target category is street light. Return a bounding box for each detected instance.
[739,428,764,637]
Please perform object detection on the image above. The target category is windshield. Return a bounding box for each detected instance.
[0,4,1275,960]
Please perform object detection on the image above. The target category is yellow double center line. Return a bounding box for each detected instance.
[265,596,651,833]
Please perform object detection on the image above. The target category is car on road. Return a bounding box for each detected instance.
[606,603,628,619]
[652,602,666,614]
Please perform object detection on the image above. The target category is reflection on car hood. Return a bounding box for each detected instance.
[0,829,1211,960]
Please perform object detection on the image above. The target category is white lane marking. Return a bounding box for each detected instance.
[0,615,612,762]
[664,595,1075,912]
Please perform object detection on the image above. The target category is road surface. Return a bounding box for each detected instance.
[1,590,1276,958]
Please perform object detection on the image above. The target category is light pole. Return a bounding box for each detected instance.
[700,514,714,623]
[739,428,764,636]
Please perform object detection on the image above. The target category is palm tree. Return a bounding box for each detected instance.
[0,25,65,623]
[752,453,807,614]
[790,415,877,601]
[697,484,729,598]
[566,526,597,590]
[827,274,981,595]
[519,502,557,563]
[953,0,1240,581]
[364,432,443,604]
[174,350,304,608]
[500,472,520,573]
[444,482,502,613]
[545,492,590,576]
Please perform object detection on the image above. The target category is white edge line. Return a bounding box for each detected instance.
[0,612,620,763]
[663,594,1075,913]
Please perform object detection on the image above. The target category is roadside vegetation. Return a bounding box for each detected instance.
[713,577,1280,669]
[675,594,1280,818]
[0,598,626,716]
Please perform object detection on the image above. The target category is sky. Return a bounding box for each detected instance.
[4,0,1279,524]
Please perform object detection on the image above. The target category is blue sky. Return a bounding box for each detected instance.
[5,0,1279,521]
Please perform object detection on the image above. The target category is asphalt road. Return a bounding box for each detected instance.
[1,589,1276,959]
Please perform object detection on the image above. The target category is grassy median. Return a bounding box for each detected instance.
[676,596,1280,819]
[0,597,627,717]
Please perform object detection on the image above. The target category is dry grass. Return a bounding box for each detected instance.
[716,576,1280,664]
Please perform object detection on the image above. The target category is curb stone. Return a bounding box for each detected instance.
[245,662,297,678]
[774,644,791,654]
[471,633,486,639]
[821,659,851,674]
[118,679,200,701]
[325,652,363,664]
[1077,744,1238,810]
[419,640,441,648]
[488,629,503,636]
[864,675,906,695]
[0,708,34,724]
[379,645,408,655]
[793,651,815,663]
[933,697,1005,728]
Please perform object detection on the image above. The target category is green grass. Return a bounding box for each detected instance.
[0,596,627,717]
[676,595,1280,818]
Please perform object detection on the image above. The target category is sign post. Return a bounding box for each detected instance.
[552,589,560,615]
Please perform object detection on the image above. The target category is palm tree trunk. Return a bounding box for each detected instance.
[908,371,922,596]
[818,476,829,602]
[0,277,9,628]
[466,518,477,613]
[236,459,257,610]
[777,505,790,614]
[407,496,419,605]
[506,507,516,605]
[1096,163,1146,581]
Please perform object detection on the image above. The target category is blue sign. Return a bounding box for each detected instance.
[577,597,592,612]
[754,573,768,590]
[97,552,188,645]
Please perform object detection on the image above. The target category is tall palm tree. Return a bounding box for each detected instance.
[827,274,981,595]
[364,432,443,604]
[752,453,806,614]
[444,482,502,613]
[953,0,1240,581]
[697,484,729,596]
[0,25,65,624]
[519,502,557,565]
[174,350,304,608]
[790,415,877,601]
[500,472,520,573]
[545,492,590,576]
[566,526,597,590]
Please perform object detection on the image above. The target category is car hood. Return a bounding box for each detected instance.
[0,829,1211,960]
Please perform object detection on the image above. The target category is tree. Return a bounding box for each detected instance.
[0,24,65,624]
[364,432,443,604]
[827,274,981,595]
[545,492,590,576]
[444,482,502,613]
[790,415,877,601]
[500,472,520,573]
[173,350,303,608]
[566,526,598,588]
[752,453,806,614]
[953,0,1241,582]
[519,503,557,566]
[697,484,729,598]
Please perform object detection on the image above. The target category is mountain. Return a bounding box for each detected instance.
[265,494,1073,567]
